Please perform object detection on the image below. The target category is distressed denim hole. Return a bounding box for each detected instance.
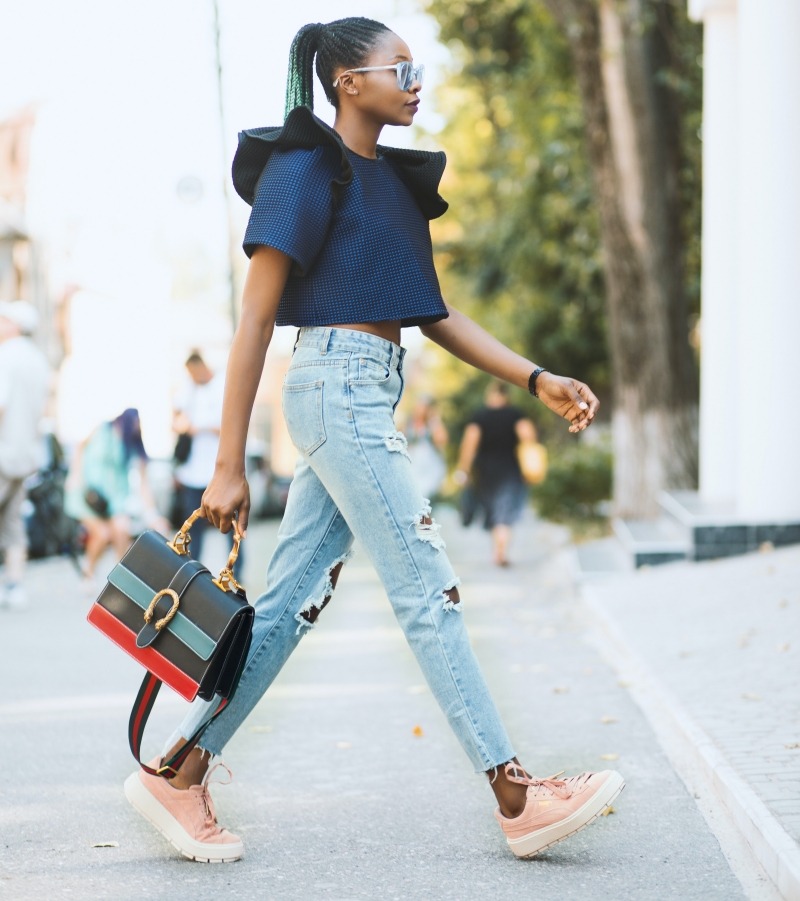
[295,550,353,634]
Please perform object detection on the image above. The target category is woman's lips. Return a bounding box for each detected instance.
[406,101,420,112]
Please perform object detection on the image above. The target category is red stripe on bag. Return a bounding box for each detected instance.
[87,603,199,701]
[131,674,159,757]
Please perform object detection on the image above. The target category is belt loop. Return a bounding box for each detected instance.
[320,327,332,355]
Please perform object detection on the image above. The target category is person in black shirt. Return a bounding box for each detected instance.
[455,381,537,566]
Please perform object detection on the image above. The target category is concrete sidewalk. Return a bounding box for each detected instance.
[581,544,800,900]
[0,510,776,900]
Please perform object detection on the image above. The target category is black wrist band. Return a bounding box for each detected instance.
[528,368,548,397]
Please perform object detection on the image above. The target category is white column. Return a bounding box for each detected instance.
[690,0,739,505]
[736,0,800,519]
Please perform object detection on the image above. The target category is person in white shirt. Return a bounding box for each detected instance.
[172,351,239,564]
[0,302,50,610]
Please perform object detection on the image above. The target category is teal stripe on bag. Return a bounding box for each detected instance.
[108,564,216,661]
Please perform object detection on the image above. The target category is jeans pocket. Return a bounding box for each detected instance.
[354,356,391,384]
[282,380,326,455]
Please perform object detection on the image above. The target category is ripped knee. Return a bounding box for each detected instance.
[442,577,462,613]
[298,561,344,624]
[295,552,352,634]
[413,501,446,552]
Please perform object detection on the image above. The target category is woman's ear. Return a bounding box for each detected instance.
[335,71,359,97]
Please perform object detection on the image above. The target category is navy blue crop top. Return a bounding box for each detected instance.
[233,106,450,329]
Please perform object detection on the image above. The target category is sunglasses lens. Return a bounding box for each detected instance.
[416,64,425,87]
[397,61,411,90]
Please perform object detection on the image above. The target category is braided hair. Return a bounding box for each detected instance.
[284,17,391,118]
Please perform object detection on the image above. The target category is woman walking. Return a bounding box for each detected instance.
[455,381,536,566]
[124,18,624,863]
[66,409,164,586]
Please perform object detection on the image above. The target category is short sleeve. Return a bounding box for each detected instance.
[242,146,341,272]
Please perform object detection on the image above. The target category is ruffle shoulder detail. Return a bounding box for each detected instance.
[231,105,449,220]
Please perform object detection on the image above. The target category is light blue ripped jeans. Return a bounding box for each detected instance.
[173,327,515,772]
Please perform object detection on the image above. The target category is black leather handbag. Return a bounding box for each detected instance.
[87,510,253,778]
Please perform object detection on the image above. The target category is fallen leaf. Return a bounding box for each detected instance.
[552,686,570,694]
[617,680,632,689]
[90,842,119,848]
[412,725,424,737]
[600,753,619,761]
[759,542,775,554]
[601,806,615,817]
[778,599,789,609]
[600,716,618,724]
[737,635,750,649]
[248,726,273,733]
[335,742,352,749]
[741,693,762,701]
[784,743,800,749]
[777,643,790,652]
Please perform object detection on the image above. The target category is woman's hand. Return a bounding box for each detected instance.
[421,307,600,433]
[535,373,599,432]
[201,465,250,535]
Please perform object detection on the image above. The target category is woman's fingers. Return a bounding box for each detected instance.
[576,381,600,420]
[200,487,248,535]
[200,497,217,530]
[238,491,251,536]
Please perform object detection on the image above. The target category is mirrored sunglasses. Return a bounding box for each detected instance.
[333,61,425,92]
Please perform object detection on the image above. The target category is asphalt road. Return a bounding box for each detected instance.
[0,510,751,900]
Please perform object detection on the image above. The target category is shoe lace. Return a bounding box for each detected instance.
[503,763,573,800]
[197,761,233,825]
[562,772,593,791]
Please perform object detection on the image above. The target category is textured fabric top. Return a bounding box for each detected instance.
[234,106,449,328]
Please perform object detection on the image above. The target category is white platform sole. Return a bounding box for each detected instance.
[124,771,243,863]
[506,771,626,858]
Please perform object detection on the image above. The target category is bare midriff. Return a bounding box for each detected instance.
[327,321,402,346]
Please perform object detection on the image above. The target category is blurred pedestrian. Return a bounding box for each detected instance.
[405,393,448,498]
[454,381,537,566]
[65,408,164,585]
[0,301,49,610]
[172,351,241,566]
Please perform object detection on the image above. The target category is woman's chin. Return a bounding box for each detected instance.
[386,111,416,128]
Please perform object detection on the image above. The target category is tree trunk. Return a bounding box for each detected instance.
[541,0,698,517]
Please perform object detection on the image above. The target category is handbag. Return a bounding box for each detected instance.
[517,441,548,485]
[459,484,478,527]
[173,432,193,465]
[87,509,253,778]
[84,487,111,519]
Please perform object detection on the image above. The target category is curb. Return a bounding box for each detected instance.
[581,580,800,901]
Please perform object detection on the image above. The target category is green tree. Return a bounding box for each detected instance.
[424,0,702,516]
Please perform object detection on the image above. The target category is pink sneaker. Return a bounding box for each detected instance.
[124,759,244,862]
[494,765,625,858]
